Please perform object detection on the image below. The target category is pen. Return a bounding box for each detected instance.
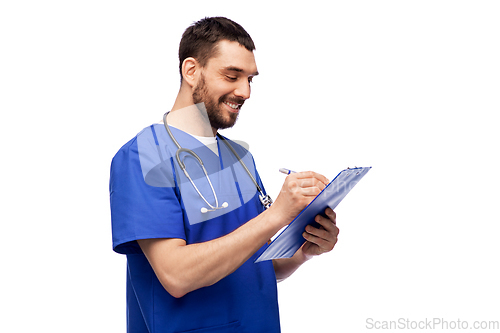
[279,168,296,175]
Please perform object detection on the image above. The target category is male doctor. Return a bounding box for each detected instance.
[110,16,339,333]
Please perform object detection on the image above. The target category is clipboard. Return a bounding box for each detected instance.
[255,166,371,263]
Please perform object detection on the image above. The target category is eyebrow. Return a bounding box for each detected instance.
[223,66,259,76]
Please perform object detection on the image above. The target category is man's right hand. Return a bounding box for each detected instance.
[269,171,329,227]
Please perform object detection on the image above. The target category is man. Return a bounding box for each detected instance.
[110,17,339,333]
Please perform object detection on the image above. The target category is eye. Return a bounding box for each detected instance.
[248,77,254,84]
[225,75,237,82]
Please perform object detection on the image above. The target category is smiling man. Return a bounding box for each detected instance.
[190,42,257,131]
[110,17,339,333]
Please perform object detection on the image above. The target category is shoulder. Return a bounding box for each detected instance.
[110,125,166,182]
[111,125,161,162]
[111,124,177,187]
[115,125,158,151]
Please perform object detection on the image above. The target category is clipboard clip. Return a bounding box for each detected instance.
[346,166,360,175]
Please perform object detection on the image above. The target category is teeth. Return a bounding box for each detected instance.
[224,102,239,109]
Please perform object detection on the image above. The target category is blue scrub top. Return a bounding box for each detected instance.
[110,124,280,333]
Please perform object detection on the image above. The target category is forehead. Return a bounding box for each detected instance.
[206,40,258,75]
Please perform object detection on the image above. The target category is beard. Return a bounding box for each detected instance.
[192,74,243,130]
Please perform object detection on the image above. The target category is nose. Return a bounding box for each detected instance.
[234,80,251,100]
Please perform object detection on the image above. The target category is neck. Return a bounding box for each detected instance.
[169,84,218,137]
[168,103,217,137]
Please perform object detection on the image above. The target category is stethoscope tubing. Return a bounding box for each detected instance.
[163,111,272,211]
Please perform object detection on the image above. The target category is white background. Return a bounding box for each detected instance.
[1,1,499,332]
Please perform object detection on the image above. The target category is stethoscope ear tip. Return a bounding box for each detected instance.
[201,207,208,213]
[222,202,228,208]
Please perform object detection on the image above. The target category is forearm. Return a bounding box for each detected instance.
[273,247,311,282]
[177,211,279,291]
[139,171,330,297]
[139,208,282,297]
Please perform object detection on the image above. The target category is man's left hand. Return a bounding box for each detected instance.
[300,208,339,258]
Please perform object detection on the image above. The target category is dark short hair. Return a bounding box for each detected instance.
[178,17,255,79]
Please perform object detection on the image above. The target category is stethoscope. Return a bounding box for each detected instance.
[163,111,273,213]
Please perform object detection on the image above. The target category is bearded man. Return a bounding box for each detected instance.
[110,16,339,333]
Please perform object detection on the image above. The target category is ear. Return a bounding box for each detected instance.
[181,57,199,88]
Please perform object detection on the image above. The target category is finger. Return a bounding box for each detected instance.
[287,181,323,196]
[294,171,329,186]
[308,219,339,242]
[293,178,327,191]
[325,208,336,223]
[302,230,336,253]
[325,208,336,216]
[305,224,331,241]
[300,186,323,197]
[314,214,340,236]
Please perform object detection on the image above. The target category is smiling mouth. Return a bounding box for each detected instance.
[223,101,241,111]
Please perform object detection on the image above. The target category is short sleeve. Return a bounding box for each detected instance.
[110,131,185,254]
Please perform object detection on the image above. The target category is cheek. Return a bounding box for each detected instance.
[217,91,231,104]
[205,77,234,102]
